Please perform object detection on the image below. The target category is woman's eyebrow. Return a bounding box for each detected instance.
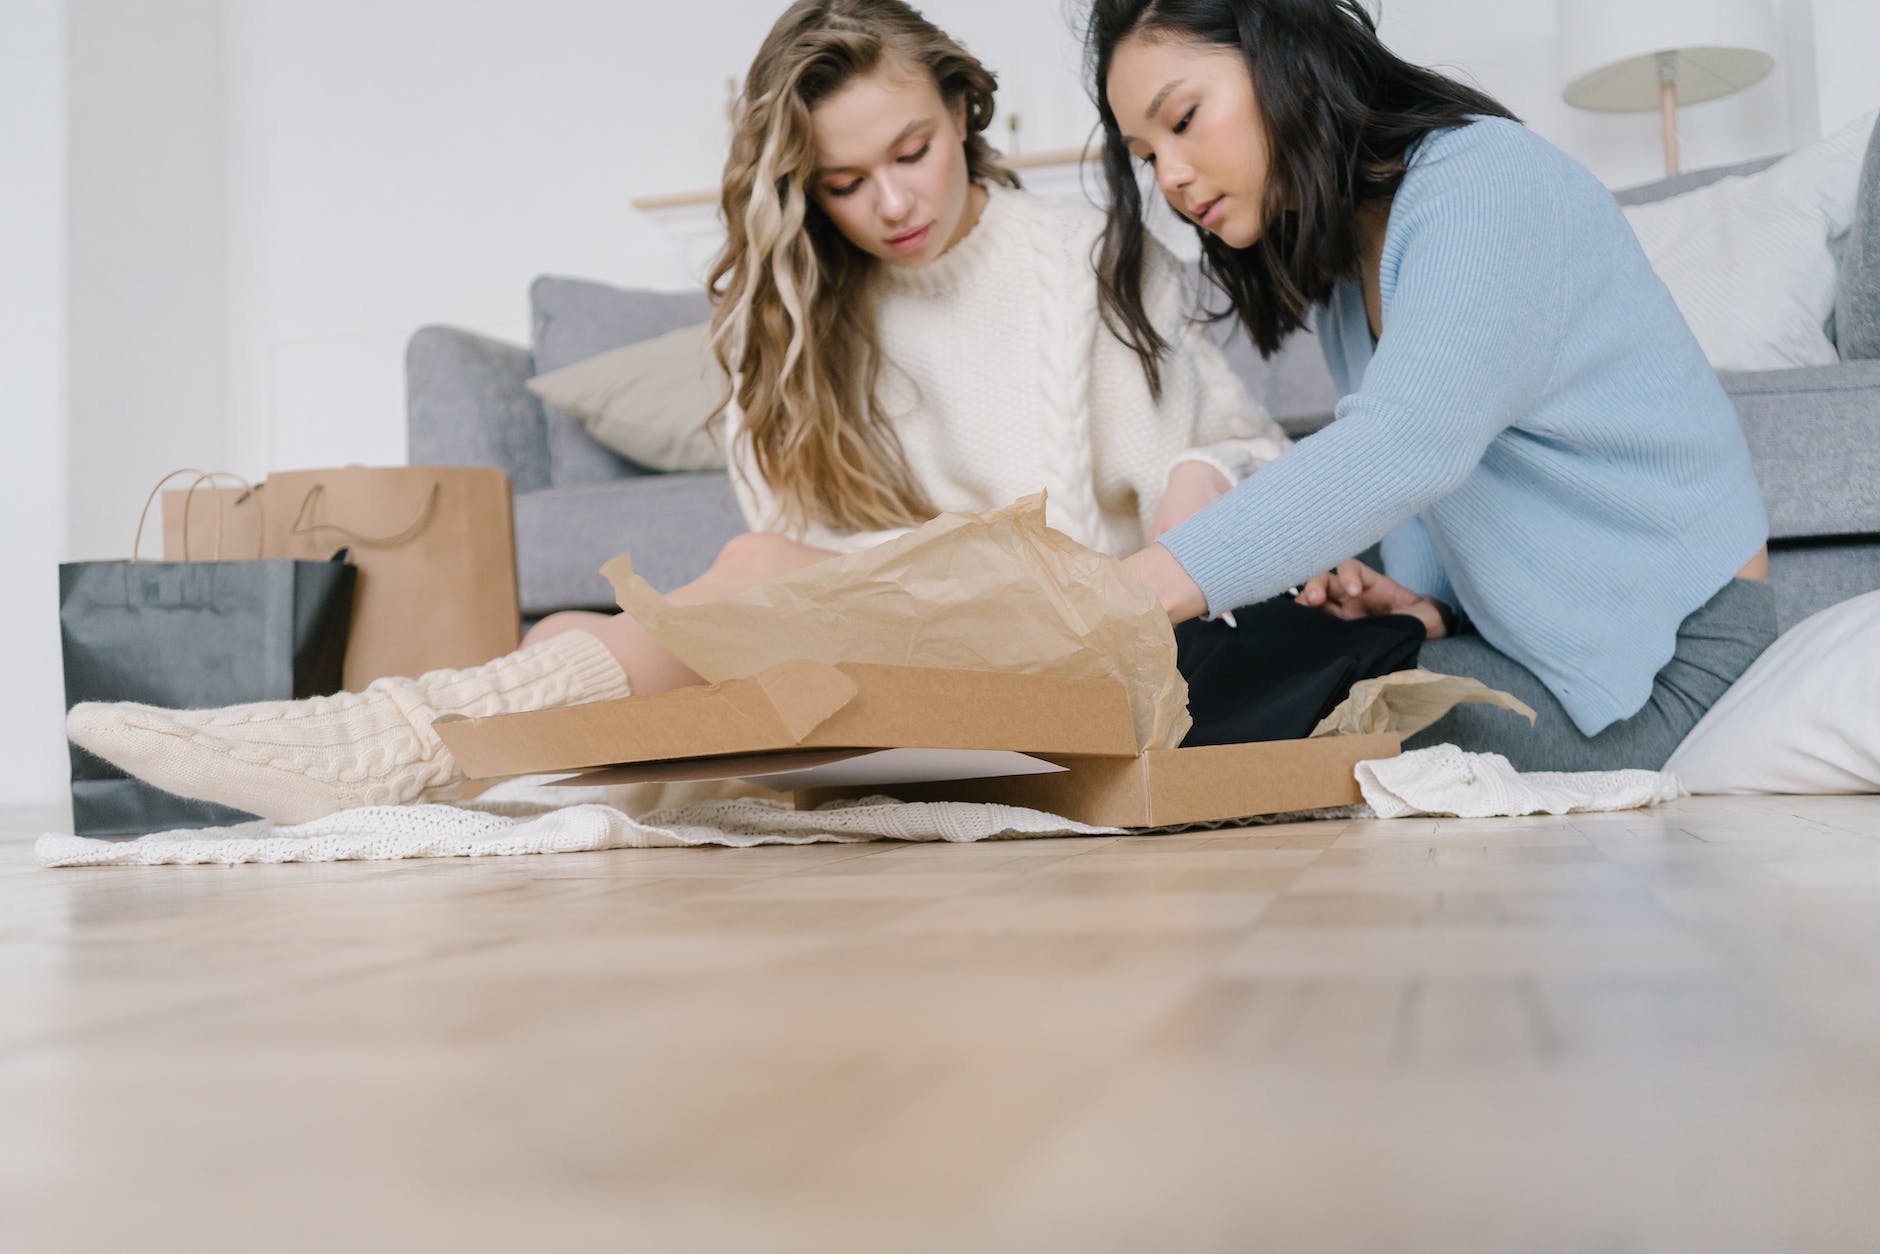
[1144,79,1185,122]
[816,119,934,175]
[1118,80,1185,145]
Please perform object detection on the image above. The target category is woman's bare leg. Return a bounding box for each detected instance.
[522,610,702,695]
[520,533,838,696]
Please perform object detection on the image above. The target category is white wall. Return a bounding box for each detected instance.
[1812,0,1880,133]
[216,0,1098,480]
[65,0,231,562]
[1781,0,1823,146]
[0,0,73,809]
[1380,0,1809,191]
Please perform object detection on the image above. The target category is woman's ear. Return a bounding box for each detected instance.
[950,94,969,139]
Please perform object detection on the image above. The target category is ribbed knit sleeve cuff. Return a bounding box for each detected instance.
[1170,433,1291,489]
[1168,450,1243,488]
[1157,514,1266,617]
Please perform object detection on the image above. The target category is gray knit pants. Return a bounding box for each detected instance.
[1407,578,1776,773]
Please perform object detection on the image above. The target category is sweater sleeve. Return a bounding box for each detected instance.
[1157,125,1567,613]
[1378,514,1458,608]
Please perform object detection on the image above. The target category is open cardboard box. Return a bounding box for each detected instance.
[433,658,1399,829]
[433,500,1533,830]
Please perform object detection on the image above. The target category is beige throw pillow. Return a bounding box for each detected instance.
[525,321,728,472]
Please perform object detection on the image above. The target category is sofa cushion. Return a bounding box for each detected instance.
[405,326,553,493]
[529,276,714,485]
[1612,155,1781,207]
[512,472,746,614]
[1838,114,1880,359]
[1720,360,1880,540]
[526,321,728,473]
[1767,543,1880,634]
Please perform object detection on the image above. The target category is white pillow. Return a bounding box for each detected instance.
[1624,110,1877,373]
[1666,589,1880,795]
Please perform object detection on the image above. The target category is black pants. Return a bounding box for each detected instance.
[1174,597,1425,748]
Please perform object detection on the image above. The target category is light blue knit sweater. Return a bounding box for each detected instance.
[1159,118,1768,735]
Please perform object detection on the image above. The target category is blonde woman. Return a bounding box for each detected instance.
[67,0,1287,825]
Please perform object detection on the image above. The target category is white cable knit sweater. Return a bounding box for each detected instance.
[725,184,1291,557]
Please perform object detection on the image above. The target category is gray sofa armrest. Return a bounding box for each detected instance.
[406,325,553,494]
[514,472,747,614]
[1722,360,1880,540]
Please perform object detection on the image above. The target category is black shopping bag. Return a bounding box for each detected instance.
[59,472,357,837]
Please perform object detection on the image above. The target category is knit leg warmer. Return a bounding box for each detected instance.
[65,631,630,825]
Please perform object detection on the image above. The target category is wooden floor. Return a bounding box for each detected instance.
[6,795,1880,1253]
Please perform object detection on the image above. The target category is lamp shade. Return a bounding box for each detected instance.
[1559,0,1777,112]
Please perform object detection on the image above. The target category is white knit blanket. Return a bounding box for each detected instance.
[34,790,1114,868]
[1356,743,1685,819]
[34,746,1683,868]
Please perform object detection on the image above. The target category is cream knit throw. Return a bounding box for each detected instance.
[35,747,1684,868]
[34,788,1120,867]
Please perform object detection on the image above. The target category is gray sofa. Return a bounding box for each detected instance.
[407,278,741,614]
[408,155,1880,631]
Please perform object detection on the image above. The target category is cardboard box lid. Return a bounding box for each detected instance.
[433,660,1140,781]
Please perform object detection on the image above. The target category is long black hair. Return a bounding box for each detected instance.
[1086,0,1516,388]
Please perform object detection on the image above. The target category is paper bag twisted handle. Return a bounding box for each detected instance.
[288,481,440,549]
[132,469,260,563]
[179,472,262,561]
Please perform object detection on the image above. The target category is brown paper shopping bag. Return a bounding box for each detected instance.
[261,467,520,689]
[161,480,266,565]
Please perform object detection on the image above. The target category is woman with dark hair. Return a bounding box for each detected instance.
[1093,0,1776,771]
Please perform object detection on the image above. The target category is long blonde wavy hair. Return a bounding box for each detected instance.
[708,0,1018,534]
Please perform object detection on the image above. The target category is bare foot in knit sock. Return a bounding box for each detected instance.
[66,632,630,825]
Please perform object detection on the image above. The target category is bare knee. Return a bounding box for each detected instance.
[521,610,613,650]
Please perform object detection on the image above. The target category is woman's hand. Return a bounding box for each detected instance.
[1122,543,1209,624]
[1296,558,1449,639]
[1148,461,1231,543]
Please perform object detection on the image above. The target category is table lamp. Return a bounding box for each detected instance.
[1558,0,1778,177]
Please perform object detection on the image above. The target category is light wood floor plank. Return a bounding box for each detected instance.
[5,795,1880,1252]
